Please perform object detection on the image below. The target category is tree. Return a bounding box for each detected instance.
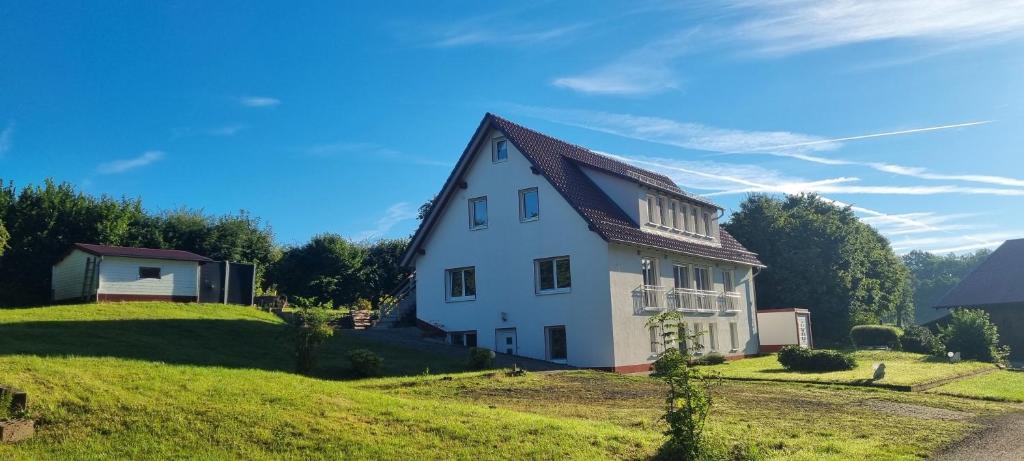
[724,194,913,345]
[902,250,991,324]
[0,219,8,257]
[417,195,436,221]
[267,234,366,307]
[362,238,410,307]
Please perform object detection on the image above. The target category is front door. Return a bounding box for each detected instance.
[495,328,517,355]
[797,315,810,348]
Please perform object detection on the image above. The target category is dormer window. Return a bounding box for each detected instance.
[646,195,658,225]
[702,212,713,236]
[492,138,508,163]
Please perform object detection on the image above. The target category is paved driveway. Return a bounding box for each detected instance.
[930,412,1024,461]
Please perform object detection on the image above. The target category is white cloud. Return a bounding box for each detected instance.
[726,0,1024,56]
[306,141,451,167]
[354,202,418,241]
[96,150,165,174]
[0,122,12,155]
[433,23,585,48]
[172,123,247,138]
[239,96,280,108]
[551,32,694,95]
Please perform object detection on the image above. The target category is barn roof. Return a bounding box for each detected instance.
[401,113,763,268]
[72,243,213,262]
[933,238,1024,309]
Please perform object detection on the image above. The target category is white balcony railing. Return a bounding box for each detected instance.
[636,286,741,314]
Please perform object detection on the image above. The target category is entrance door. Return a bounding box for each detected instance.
[546,326,567,362]
[797,315,810,348]
[495,328,517,355]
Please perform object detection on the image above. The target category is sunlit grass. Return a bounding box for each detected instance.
[927,371,1024,402]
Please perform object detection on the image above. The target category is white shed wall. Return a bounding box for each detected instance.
[757,311,799,346]
[98,257,199,297]
[52,249,95,301]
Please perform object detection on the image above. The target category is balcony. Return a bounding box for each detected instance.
[634,286,741,314]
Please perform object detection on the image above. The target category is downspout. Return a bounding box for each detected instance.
[95,256,103,302]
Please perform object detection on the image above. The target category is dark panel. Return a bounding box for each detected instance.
[199,262,225,303]
[226,263,255,305]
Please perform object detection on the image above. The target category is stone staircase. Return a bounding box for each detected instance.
[373,277,416,329]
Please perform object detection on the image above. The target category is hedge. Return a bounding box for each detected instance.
[777,346,857,372]
[850,325,903,350]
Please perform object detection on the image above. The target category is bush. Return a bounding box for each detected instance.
[901,325,945,356]
[940,308,1010,363]
[347,349,383,377]
[777,346,857,372]
[292,306,335,374]
[850,325,903,350]
[696,353,727,366]
[467,347,495,370]
[652,348,686,376]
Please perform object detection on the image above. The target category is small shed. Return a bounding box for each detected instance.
[757,308,813,352]
[52,243,254,305]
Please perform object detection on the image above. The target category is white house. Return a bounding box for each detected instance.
[402,114,766,372]
[52,243,213,303]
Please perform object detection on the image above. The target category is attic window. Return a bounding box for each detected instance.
[139,267,161,279]
[493,138,508,163]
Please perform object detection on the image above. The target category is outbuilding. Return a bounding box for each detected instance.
[757,308,813,352]
[52,243,255,305]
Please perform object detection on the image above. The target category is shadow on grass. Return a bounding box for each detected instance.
[0,319,295,372]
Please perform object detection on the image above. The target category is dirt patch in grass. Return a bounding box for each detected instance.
[856,399,973,420]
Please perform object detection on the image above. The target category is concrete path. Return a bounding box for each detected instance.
[930,412,1024,461]
[351,327,575,372]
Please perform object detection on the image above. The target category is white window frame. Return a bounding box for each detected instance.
[729,322,740,351]
[445,267,477,302]
[722,269,735,292]
[657,196,668,227]
[492,138,508,163]
[708,323,719,352]
[645,195,657,225]
[703,212,713,237]
[690,207,699,234]
[535,256,571,294]
[545,325,568,362]
[693,265,712,291]
[669,200,679,229]
[649,324,663,354]
[519,187,540,222]
[468,196,488,230]
[672,264,690,289]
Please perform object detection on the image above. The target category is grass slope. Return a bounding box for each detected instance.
[704,351,994,388]
[927,371,1024,402]
[0,303,1016,460]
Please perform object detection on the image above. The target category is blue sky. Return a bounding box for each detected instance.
[2,1,1022,253]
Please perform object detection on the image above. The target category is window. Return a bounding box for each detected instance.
[546,326,567,361]
[650,324,662,354]
[693,323,706,354]
[519,188,540,221]
[493,138,508,162]
[669,201,678,229]
[672,264,690,289]
[678,322,690,352]
[646,195,657,224]
[449,331,477,347]
[708,323,719,352]
[693,266,711,291]
[536,256,571,293]
[690,207,699,234]
[469,196,488,229]
[656,196,666,226]
[703,212,713,236]
[722,270,735,292]
[729,322,740,351]
[446,267,476,301]
[138,267,161,279]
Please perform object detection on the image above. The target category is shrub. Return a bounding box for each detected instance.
[777,346,857,372]
[940,308,1010,363]
[901,325,945,355]
[850,325,903,350]
[467,347,495,370]
[652,348,686,376]
[347,349,383,377]
[696,353,727,366]
[292,306,335,374]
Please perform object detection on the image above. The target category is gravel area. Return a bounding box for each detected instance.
[930,412,1024,461]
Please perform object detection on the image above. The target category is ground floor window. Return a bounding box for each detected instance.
[708,323,719,352]
[729,322,740,351]
[546,326,567,361]
[449,331,478,347]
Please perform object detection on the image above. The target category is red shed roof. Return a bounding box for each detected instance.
[73,243,213,262]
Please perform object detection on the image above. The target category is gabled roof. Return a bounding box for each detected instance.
[401,113,764,268]
[933,238,1024,309]
[72,243,213,262]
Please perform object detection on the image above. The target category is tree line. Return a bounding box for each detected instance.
[0,179,408,307]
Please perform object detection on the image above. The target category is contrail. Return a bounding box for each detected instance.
[754,120,993,151]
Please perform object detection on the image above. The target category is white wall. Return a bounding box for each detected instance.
[757,311,798,346]
[52,249,95,301]
[413,128,615,368]
[580,166,642,224]
[608,243,760,368]
[98,257,199,297]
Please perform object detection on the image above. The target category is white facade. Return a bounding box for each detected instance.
[52,249,200,302]
[411,124,763,371]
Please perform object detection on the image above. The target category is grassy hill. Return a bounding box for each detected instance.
[0,303,1017,460]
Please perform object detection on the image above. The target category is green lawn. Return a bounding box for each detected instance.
[0,303,1016,460]
[704,350,995,389]
[927,371,1024,402]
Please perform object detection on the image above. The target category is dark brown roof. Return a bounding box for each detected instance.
[401,113,763,268]
[933,238,1024,309]
[73,243,213,262]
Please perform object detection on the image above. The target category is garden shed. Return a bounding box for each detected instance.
[52,243,254,305]
[757,308,813,352]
